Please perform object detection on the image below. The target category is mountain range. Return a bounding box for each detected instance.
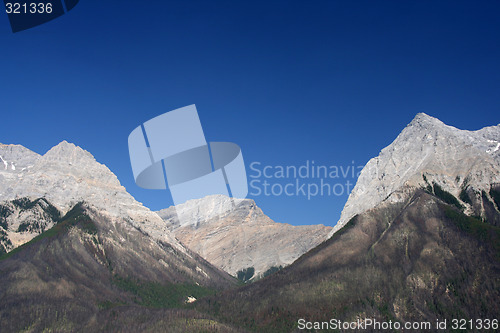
[0,141,182,250]
[0,141,330,280]
[1,113,499,332]
[194,113,500,332]
[0,142,239,331]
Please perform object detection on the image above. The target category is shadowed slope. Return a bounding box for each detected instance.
[0,201,240,332]
[196,189,500,332]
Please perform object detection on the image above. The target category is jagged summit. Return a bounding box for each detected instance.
[408,112,500,132]
[43,140,97,164]
[0,143,40,170]
[409,112,445,126]
[404,112,467,136]
[406,112,500,141]
[46,140,83,153]
[0,142,34,149]
[157,194,331,278]
[53,140,74,148]
[329,113,500,236]
[0,140,183,252]
[157,194,259,229]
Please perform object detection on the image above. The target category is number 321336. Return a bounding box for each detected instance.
[5,3,53,14]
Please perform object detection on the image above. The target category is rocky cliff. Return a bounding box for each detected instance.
[0,141,182,251]
[330,113,500,236]
[158,195,332,279]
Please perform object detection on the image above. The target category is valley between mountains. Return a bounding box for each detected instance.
[1,113,499,332]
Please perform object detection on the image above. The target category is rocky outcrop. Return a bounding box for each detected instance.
[158,195,332,278]
[0,198,61,253]
[0,143,40,194]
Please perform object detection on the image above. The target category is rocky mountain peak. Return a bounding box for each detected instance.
[157,195,262,229]
[42,140,97,165]
[157,194,332,278]
[10,141,128,214]
[408,112,445,129]
[0,141,185,253]
[329,114,500,237]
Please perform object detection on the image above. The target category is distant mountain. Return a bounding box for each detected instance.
[157,195,331,279]
[0,141,331,282]
[194,114,500,332]
[331,113,500,236]
[0,141,183,251]
[0,141,240,331]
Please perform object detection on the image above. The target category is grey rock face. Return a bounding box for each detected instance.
[0,143,40,171]
[330,113,500,237]
[158,195,332,278]
[0,141,184,253]
[0,143,40,195]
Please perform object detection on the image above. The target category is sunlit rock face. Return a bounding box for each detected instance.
[0,141,183,252]
[158,194,332,278]
[330,113,500,237]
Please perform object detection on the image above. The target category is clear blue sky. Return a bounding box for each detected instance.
[1,1,499,227]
